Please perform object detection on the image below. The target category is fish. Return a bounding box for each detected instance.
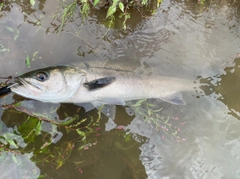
[10,60,196,112]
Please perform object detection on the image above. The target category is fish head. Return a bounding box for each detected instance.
[11,66,86,103]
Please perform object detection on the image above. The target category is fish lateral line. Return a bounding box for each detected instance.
[81,62,134,73]
[89,66,132,73]
[84,76,116,90]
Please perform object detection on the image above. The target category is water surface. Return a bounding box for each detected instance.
[0,0,240,178]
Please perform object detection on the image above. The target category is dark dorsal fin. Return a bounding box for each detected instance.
[84,77,116,90]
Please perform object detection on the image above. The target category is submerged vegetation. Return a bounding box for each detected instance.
[55,0,162,31]
[0,101,148,177]
[128,99,186,141]
[2,0,238,177]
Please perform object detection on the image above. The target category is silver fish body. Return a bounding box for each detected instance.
[10,60,196,106]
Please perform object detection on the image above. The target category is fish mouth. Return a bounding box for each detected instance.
[12,77,42,91]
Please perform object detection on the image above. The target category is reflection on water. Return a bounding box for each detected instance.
[0,99,148,178]
[0,0,240,178]
[0,152,40,178]
[199,56,240,119]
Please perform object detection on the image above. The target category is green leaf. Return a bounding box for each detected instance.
[141,0,148,5]
[0,48,9,53]
[152,108,163,113]
[56,160,63,170]
[13,102,21,107]
[14,35,19,41]
[30,0,35,6]
[57,116,78,126]
[32,51,38,61]
[0,138,7,145]
[118,2,124,12]
[94,0,100,6]
[76,129,85,137]
[5,138,18,148]
[106,0,119,19]
[147,103,155,107]
[113,0,119,5]
[81,3,90,17]
[16,29,20,34]
[124,133,131,142]
[132,99,146,107]
[0,3,3,10]
[35,121,42,135]
[12,154,18,164]
[26,55,31,68]
[5,26,15,33]
[33,51,38,57]
[147,109,152,116]
[38,174,48,179]
[106,5,117,19]
[76,129,86,141]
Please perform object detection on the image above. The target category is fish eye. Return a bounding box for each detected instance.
[36,72,48,82]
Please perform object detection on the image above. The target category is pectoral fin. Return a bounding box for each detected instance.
[84,77,116,90]
[160,92,186,105]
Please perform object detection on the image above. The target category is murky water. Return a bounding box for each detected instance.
[0,0,240,178]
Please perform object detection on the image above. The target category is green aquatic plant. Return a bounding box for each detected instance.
[0,99,148,177]
[104,0,132,30]
[32,51,38,61]
[0,102,101,169]
[25,51,38,68]
[80,0,90,19]
[58,0,78,34]
[129,99,186,142]
[30,0,36,6]
[54,0,163,33]
[106,0,120,18]
[198,0,206,5]
[25,55,31,68]
[0,3,3,10]
[0,44,10,53]
[5,26,20,41]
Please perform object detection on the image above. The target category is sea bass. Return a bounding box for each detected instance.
[10,61,196,106]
